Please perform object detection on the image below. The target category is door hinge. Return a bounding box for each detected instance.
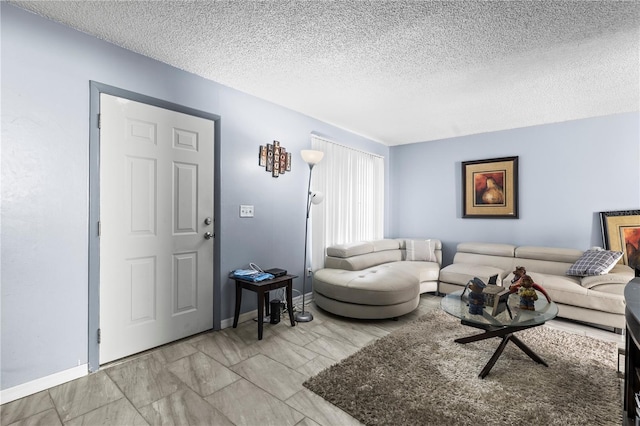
[97,113,101,129]
[97,328,101,344]
[97,221,101,237]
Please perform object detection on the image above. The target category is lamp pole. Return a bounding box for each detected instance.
[296,149,324,323]
[296,167,315,322]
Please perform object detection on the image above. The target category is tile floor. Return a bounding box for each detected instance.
[0,294,625,426]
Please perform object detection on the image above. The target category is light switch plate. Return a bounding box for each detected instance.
[240,205,254,217]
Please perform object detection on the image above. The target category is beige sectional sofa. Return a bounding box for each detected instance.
[313,238,442,319]
[439,242,635,329]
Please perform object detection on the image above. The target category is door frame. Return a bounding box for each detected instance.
[88,81,221,372]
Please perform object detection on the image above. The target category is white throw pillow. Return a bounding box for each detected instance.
[405,239,437,262]
[566,249,623,277]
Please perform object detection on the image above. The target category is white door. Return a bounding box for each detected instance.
[99,94,214,364]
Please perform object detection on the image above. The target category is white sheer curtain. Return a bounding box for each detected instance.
[310,135,384,270]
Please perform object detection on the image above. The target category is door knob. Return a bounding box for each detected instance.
[204,232,214,240]
[204,217,213,225]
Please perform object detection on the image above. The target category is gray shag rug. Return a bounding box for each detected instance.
[304,310,621,426]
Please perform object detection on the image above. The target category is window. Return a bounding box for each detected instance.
[310,135,384,269]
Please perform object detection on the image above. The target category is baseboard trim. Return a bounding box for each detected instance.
[0,295,314,404]
[220,292,313,329]
[1,364,88,405]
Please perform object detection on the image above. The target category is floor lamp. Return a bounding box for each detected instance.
[296,149,324,322]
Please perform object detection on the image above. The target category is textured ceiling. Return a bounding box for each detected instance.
[8,1,640,145]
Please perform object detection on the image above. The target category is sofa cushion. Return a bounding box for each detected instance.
[510,258,576,277]
[326,241,374,258]
[313,292,420,319]
[313,266,419,306]
[452,252,515,272]
[457,242,515,257]
[385,261,440,283]
[405,239,438,262]
[324,250,402,271]
[397,238,442,250]
[371,239,401,252]
[580,264,634,291]
[398,238,443,265]
[515,246,583,263]
[438,263,507,287]
[566,249,623,277]
[522,272,624,315]
[325,239,401,258]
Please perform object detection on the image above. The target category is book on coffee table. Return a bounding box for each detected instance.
[484,285,510,316]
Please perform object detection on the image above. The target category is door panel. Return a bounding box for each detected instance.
[129,256,156,323]
[126,157,157,235]
[100,94,214,364]
[174,162,198,233]
[173,252,197,313]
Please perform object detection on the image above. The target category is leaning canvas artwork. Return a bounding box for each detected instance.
[623,226,640,269]
[600,210,640,269]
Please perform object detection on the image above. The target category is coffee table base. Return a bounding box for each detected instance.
[456,322,548,378]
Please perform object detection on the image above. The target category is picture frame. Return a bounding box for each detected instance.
[258,145,267,166]
[462,156,519,219]
[600,210,640,269]
[259,141,292,177]
[484,285,511,317]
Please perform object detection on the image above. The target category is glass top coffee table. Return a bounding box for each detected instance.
[441,289,558,378]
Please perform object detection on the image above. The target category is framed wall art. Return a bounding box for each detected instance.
[259,140,291,177]
[462,156,518,219]
[600,210,640,269]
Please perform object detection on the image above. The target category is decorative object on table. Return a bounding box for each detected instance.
[600,210,640,269]
[483,274,511,317]
[517,275,538,310]
[509,265,552,302]
[462,156,518,219]
[466,277,486,314]
[461,275,496,297]
[460,276,487,298]
[297,149,325,323]
[510,265,527,288]
[259,140,292,177]
[483,284,510,316]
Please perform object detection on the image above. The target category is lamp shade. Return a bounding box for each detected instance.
[301,150,324,165]
[310,191,324,205]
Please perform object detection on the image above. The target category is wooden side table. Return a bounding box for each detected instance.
[231,274,297,340]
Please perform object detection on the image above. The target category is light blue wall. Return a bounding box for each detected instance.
[3,2,639,393]
[0,4,388,390]
[389,113,640,265]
